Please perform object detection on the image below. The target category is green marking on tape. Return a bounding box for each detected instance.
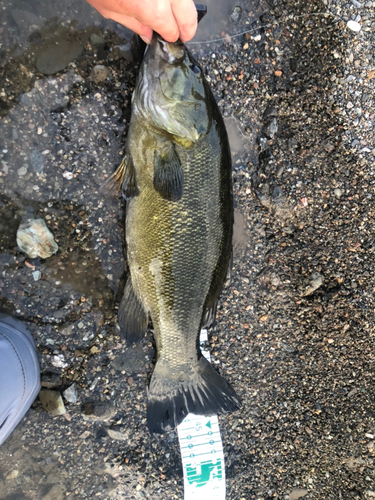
[206,420,212,429]
[186,459,223,488]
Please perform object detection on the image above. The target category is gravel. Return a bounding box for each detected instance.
[1,0,375,499]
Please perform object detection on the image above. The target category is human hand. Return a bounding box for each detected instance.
[86,0,198,44]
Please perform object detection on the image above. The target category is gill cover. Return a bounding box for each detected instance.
[133,34,211,144]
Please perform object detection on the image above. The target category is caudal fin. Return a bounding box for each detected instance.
[147,356,240,434]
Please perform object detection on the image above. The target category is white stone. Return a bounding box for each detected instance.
[347,20,362,32]
[17,219,58,259]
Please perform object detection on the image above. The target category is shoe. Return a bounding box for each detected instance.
[0,313,41,446]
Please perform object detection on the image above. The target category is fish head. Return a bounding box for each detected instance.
[133,33,211,145]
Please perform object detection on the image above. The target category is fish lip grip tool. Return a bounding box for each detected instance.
[177,329,226,500]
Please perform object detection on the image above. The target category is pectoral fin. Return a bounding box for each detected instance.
[153,144,183,202]
[100,154,138,200]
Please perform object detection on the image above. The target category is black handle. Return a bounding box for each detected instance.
[195,4,207,23]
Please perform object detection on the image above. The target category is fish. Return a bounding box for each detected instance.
[115,32,240,434]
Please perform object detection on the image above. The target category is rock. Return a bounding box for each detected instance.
[17,165,28,176]
[63,383,78,404]
[289,489,308,500]
[81,400,115,420]
[6,469,19,480]
[90,33,105,46]
[347,20,361,32]
[32,270,41,281]
[89,65,111,83]
[300,272,324,296]
[263,117,278,139]
[113,43,134,62]
[41,372,61,389]
[51,354,68,368]
[17,219,58,259]
[42,483,66,500]
[334,188,342,198]
[59,323,73,336]
[29,149,44,172]
[111,343,148,373]
[36,39,83,75]
[230,6,242,22]
[39,389,66,415]
[108,424,129,441]
[11,9,45,32]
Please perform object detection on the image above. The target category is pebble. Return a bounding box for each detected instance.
[41,372,61,389]
[347,20,362,32]
[114,42,134,63]
[111,343,149,373]
[108,424,129,441]
[300,272,324,296]
[51,354,68,368]
[89,65,111,83]
[39,389,66,415]
[29,149,44,173]
[90,32,105,46]
[17,165,28,176]
[11,8,44,31]
[334,188,343,198]
[81,400,115,420]
[42,483,66,500]
[32,270,41,281]
[288,489,308,500]
[5,469,19,480]
[230,6,242,23]
[63,383,78,404]
[16,218,59,259]
[263,117,278,139]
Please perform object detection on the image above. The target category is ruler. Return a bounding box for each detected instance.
[177,330,226,499]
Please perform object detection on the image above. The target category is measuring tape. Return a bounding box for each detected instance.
[177,329,226,499]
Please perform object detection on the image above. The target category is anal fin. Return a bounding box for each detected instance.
[118,279,148,343]
[202,300,218,329]
[153,143,183,202]
[224,247,233,287]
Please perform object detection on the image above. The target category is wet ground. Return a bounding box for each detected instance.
[1,0,375,498]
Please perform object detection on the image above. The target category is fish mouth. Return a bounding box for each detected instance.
[155,36,185,63]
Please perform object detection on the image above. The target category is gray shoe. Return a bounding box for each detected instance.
[0,313,41,446]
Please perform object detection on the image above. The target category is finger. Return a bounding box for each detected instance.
[145,2,179,42]
[171,0,198,43]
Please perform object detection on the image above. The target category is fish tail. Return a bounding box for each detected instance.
[147,356,240,434]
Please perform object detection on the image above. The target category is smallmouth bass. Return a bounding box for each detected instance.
[116,32,240,433]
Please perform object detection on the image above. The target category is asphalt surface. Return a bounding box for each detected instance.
[0,0,375,499]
